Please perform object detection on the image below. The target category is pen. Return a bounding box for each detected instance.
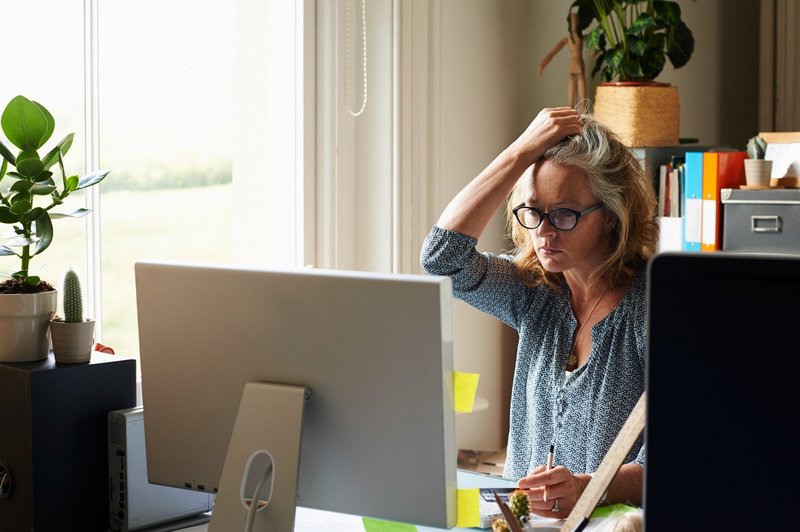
[544,443,554,502]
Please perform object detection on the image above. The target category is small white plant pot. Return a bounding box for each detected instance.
[50,318,95,364]
[744,159,773,187]
[0,291,57,362]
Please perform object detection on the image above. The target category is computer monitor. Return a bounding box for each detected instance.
[646,252,800,530]
[134,261,457,531]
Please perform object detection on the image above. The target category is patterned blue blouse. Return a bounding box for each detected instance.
[420,226,646,480]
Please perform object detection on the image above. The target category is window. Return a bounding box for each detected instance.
[0,1,87,293]
[3,0,433,367]
[2,0,309,364]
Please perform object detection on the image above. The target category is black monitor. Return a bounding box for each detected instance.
[645,252,800,530]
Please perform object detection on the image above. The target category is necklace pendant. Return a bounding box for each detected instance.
[566,352,577,369]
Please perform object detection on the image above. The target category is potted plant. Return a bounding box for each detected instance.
[743,135,772,188]
[567,0,696,147]
[0,95,109,362]
[50,269,95,363]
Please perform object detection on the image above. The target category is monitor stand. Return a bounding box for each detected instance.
[208,382,310,532]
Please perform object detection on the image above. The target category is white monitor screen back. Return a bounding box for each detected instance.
[135,260,456,527]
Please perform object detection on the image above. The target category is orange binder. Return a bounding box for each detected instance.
[700,151,746,251]
[700,153,718,252]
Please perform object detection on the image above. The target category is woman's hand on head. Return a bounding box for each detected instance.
[516,465,591,518]
[510,107,583,167]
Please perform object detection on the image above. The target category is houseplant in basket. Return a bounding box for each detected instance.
[567,0,696,147]
[50,269,95,363]
[0,95,109,362]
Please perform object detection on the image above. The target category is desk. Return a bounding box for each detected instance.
[171,471,619,531]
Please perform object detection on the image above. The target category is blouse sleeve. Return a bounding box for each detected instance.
[420,225,531,329]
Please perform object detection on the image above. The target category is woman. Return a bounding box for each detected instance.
[420,107,657,516]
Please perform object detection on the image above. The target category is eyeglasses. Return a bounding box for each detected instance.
[512,202,604,231]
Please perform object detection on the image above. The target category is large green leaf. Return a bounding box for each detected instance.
[3,236,40,247]
[15,149,44,178]
[41,133,74,169]
[77,170,110,189]
[585,26,604,52]
[1,95,50,150]
[32,170,54,183]
[605,47,625,72]
[666,20,694,69]
[50,208,91,219]
[31,101,55,148]
[65,175,79,192]
[24,207,45,222]
[622,57,646,81]
[0,158,7,181]
[627,36,648,57]
[627,13,656,35]
[569,1,597,33]
[30,183,57,195]
[641,47,666,79]
[0,206,19,223]
[10,180,33,192]
[10,192,32,215]
[653,0,681,27]
[31,210,53,256]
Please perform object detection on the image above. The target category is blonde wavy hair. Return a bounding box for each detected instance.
[505,114,658,290]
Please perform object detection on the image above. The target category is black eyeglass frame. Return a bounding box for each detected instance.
[512,202,604,231]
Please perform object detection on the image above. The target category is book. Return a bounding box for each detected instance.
[682,152,704,252]
[670,155,684,218]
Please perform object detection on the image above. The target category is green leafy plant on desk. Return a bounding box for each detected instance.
[0,95,110,292]
[0,94,110,363]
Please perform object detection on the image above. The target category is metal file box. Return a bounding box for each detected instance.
[721,188,800,254]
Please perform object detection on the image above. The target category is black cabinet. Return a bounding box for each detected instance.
[0,353,136,532]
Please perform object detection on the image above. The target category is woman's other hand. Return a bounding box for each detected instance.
[509,107,583,168]
[516,464,591,518]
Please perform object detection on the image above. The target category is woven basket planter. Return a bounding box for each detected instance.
[593,82,680,147]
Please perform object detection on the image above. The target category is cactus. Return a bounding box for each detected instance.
[63,269,84,323]
[508,489,530,520]
[491,517,511,532]
[747,136,767,160]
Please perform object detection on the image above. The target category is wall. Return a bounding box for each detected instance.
[435,0,760,451]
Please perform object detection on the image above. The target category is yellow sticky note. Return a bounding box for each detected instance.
[362,516,417,531]
[454,371,480,413]
[456,488,480,528]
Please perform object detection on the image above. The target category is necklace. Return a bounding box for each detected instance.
[566,284,608,370]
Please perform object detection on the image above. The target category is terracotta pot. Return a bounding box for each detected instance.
[0,290,57,362]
